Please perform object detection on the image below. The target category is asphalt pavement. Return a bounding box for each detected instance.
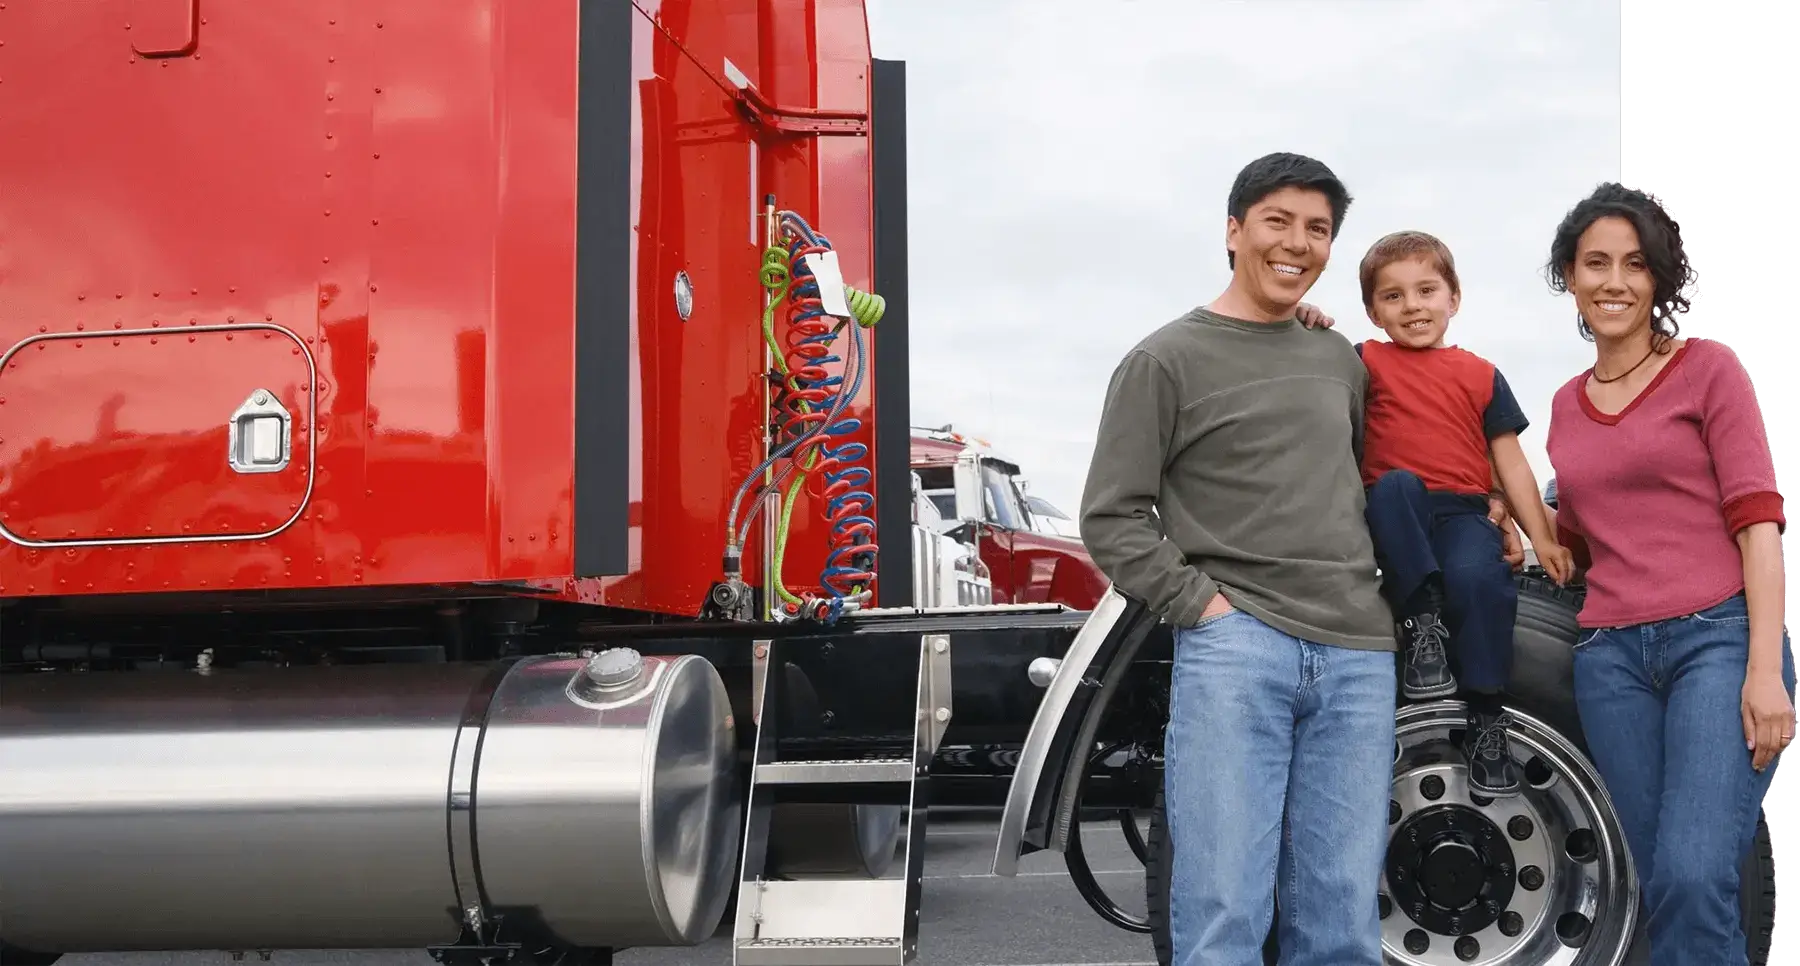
[60,809,1159,966]
[46,752,1797,966]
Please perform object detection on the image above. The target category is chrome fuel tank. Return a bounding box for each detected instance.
[0,650,738,955]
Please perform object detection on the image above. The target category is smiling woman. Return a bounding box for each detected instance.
[1543,183,1795,966]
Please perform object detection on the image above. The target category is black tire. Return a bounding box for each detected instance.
[1144,785,1174,966]
[1503,573,1587,745]
[1746,811,1778,966]
[1142,573,1778,966]
[0,944,58,966]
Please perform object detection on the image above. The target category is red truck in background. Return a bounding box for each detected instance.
[910,426,1107,609]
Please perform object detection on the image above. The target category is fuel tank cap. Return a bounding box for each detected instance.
[584,647,645,689]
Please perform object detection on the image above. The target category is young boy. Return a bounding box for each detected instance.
[1355,230,1573,798]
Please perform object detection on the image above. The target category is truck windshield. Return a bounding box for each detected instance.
[1025,495,1069,522]
[981,463,1026,530]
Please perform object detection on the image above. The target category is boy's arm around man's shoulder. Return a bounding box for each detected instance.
[1078,348,1218,628]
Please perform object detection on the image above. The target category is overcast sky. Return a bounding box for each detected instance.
[867,0,1621,516]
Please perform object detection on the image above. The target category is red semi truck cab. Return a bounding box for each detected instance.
[909,427,1106,609]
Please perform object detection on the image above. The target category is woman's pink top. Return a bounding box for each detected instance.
[1546,338,1785,628]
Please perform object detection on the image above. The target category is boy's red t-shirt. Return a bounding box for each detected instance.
[1357,339,1530,496]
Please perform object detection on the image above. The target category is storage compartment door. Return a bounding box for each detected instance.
[0,323,317,548]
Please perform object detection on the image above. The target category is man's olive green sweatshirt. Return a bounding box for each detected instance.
[1078,307,1394,651]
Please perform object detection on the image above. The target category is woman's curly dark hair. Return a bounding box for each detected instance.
[1544,182,1696,348]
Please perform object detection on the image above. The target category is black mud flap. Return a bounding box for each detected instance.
[991,587,1161,874]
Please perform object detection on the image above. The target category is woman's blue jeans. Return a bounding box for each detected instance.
[1572,593,1795,966]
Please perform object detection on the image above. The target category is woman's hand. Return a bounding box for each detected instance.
[1295,302,1335,329]
[1737,521,1790,771]
[1741,667,1795,771]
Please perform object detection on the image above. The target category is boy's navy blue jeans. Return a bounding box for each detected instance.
[1363,469,1516,691]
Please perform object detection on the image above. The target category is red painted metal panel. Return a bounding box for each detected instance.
[579,0,883,617]
[1,0,338,596]
[0,0,882,619]
[590,4,768,613]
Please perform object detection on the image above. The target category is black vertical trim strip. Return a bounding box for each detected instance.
[871,59,914,607]
[572,0,633,576]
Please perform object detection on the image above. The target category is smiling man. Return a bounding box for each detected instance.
[1079,153,1395,965]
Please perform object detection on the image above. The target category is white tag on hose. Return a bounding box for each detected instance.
[801,250,853,319]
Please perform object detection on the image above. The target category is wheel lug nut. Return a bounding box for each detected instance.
[1378,893,1392,920]
[1500,910,1524,936]
[1420,775,1445,800]
[1455,936,1481,961]
[1519,865,1545,890]
[1405,929,1430,955]
[1509,815,1534,840]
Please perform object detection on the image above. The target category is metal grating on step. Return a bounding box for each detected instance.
[742,937,901,946]
[737,936,906,966]
[755,758,914,784]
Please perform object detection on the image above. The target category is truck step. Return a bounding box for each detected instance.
[735,633,951,965]
[735,880,911,966]
[736,936,905,966]
[755,758,915,785]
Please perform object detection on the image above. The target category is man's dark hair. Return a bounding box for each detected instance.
[1225,153,1354,268]
[1544,182,1695,348]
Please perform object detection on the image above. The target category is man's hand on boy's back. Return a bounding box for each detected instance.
[1296,302,1335,329]
[1489,497,1526,570]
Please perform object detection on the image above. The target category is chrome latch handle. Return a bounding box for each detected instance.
[227,388,292,474]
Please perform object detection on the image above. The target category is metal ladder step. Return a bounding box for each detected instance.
[735,880,908,966]
[736,936,905,966]
[754,758,915,785]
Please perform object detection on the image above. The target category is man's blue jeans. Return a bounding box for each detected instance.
[1164,608,1397,966]
[1573,593,1796,966]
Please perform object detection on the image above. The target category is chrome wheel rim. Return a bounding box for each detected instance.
[1382,701,1638,966]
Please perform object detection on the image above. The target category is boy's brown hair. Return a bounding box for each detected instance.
[1358,230,1461,308]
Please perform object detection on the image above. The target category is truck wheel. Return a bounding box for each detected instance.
[1388,700,1638,965]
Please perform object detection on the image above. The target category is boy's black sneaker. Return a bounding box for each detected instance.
[1398,610,1457,700]
[1465,708,1522,798]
